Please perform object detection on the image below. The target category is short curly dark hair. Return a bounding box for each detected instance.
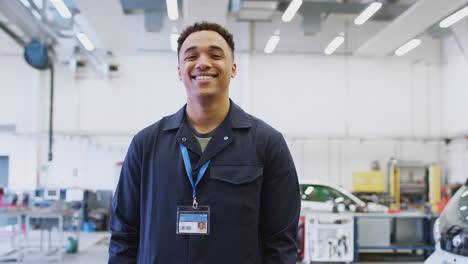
[177,21,235,59]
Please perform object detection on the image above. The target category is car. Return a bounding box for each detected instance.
[425,178,468,264]
[296,181,388,261]
[299,181,388,213]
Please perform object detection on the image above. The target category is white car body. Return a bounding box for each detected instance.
[300,181,388,213]
[425,243,468,264]
[425,180,468,264]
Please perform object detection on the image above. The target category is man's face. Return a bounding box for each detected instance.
[178,30,237,100]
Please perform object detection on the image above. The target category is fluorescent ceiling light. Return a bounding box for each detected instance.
[33,0,43,9]
[394,39,421,56]
[324,35,345,55]
[281,0,302,22]
[264,35,280,53]
[170,33,179,52]
[31,9,42,20]
[50,0,72,19]
[19,0,42,20]
[77,33,95,51]
[354,2,382,25]
[19,0,31,8]
[166,0,179,20]
[439,6,468,28]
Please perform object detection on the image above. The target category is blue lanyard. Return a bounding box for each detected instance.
[179,144,211,208]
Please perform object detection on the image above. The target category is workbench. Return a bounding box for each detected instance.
[300,211,437,263]
[0,208,82,262]
[25,211,65,262]
[353,212,437,261]
[22,210,81,262]
[0,211,26,262]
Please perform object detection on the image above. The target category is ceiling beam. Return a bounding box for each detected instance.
[0,0,56,42]
[300,1,410,35]
[355,0,468,56]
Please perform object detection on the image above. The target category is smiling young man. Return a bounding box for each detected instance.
[109,22,300,264]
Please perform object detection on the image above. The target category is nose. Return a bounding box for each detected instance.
[196,54,211,71]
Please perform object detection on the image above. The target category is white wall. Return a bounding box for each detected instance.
[250,54,443,137]
[42,136,124,190]
[248,53,445,189]
[445,138,468,185]
[42,52,445,190]
[287,139,445,190]
[440,19,468,185]
[49,53,443,138]
[442,19,468,135]
[52,52,247,134]
[0,48,449,191]
[0,134,37,190]
[0,56,39,191]
[0,56,39,132]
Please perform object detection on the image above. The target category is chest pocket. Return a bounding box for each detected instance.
[210,165,263,184]
[209,165,263,226]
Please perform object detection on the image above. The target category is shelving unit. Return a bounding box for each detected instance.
[353,212,437,261]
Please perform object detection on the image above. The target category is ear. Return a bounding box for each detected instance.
[178,66,182,81]
[231,63,237,78]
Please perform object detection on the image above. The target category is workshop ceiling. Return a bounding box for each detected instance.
[1,0,467,61]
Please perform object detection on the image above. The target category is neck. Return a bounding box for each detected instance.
[186,97,230,134]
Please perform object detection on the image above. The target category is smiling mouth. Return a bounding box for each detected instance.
[191,74,218,80]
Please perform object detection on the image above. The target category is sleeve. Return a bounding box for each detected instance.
[108,137,141,264]
[260,132,301,264]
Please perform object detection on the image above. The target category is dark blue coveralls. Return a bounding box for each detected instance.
[109,101,301,264]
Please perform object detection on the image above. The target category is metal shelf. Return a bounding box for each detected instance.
[353,213,437,262]
[359,243,434,250]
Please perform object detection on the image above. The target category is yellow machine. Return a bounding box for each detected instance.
[389,161,441,212]
[428,166,441,212]
[389,167,400,209]
[352,171,385,193]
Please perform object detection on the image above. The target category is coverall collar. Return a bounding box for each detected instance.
[163,99,252,170]
[162,99,252,131]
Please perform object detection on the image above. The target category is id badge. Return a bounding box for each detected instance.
[176,205,210,235]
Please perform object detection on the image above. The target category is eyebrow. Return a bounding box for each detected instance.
[183,45,225,54]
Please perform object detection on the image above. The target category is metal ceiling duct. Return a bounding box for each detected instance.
[183,0,230,25]
[120,0,178,32]
[0,0,57,45]
[298,0,410,35]
[355,0,468,56]
[232,0,410,35]
[234,1,279,21]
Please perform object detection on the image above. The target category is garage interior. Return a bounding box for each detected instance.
[1,0,468,263]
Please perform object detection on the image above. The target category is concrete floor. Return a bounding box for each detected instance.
[60,244,109,264]
[0,230,425,263]
[33,246,427,264]
[0,229,108,263]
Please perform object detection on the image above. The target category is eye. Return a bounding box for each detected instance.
[185,55,197,61]
[211,54,222,59]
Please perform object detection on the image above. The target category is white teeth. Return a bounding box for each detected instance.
[195,76,214,80]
